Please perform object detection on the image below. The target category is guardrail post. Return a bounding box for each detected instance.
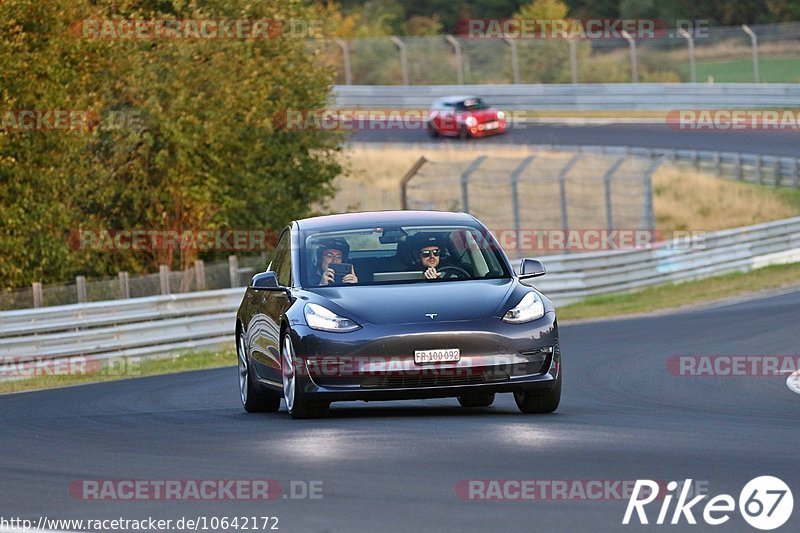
[194,260,206,291]
[76,275,87,303]
[333,37,352,85]
[568,39,578,83]
[460,156,487,213]
[735,153,743,180]
[691,150,699,171]
[742,25,760,82]
[32,282,43,308]
[445,35,464,84]
[228,255,239,288]
[793,159,799,188]
[159,265,171,295]
[504,38,520,84]
[713,152,722,176]
[756,155,763,184]
[678,28,696,83]
[118,271,130,299]
[390,36,409,85]
[773,158,781,186]
[621,30,638,83]
[603,158,626,230]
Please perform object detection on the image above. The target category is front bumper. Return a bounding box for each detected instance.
[288,312,560,402]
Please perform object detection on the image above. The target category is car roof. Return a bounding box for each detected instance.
[432,95,481,105]
[295,210,477,232]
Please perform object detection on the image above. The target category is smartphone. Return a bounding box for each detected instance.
[329,263,353,284]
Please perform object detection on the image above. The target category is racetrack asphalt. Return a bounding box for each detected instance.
[350,122,800,156]
[2,289,798,532]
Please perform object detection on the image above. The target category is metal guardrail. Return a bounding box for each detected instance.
[1,216,799,373]
[333,83,800,110]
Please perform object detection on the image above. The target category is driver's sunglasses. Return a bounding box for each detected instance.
[420,249,440,258]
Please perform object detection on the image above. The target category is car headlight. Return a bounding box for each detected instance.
[502,292,545,324]
[304,303,361,333]
[465,116,478,127]
[496,111,505,120]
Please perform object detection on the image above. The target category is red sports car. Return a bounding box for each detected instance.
[427,96,507,139]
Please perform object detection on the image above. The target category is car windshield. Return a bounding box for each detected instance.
[301,224,511,287]
[456,98,489,111]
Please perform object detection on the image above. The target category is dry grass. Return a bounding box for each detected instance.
[331,146,800,233]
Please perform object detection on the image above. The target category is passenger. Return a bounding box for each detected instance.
[313,238,358,286]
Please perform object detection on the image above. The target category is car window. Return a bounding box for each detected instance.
[456,98,489,111]
[271,229,292,287]
[300,225,510,287]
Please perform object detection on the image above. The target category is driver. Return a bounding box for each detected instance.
[412,234,446,280]
[313,238,358,286]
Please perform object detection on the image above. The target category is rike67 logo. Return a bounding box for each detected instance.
[623,477,793,530]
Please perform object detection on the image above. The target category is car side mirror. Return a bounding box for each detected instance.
[251,271,280,290]
[519,258,546,279]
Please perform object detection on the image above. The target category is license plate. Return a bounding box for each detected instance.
[485,121,499,130]
[415,348,460,364]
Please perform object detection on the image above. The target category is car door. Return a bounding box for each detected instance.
[250,228,293,386]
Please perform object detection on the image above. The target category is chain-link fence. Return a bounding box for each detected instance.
[326,23,800,85]
[0,254,267,311]
[400,150,659,258]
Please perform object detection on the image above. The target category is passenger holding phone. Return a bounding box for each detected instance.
[315,239,358,286]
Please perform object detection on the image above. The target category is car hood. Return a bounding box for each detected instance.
[308,278,518,325]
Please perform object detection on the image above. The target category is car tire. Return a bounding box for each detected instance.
[238,331,281,413]
[513,369,561,414]
[282,333,330,419]
[457,392,495,408]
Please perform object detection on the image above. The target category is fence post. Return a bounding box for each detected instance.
[159,265,170,295]
[756,155,763,184]
[621,30,638,83]
[558,154,581,239]
[32,282,43,308]
[194,259,206,291]
[713,152,722,176]
[445,35,464,84]
[460,156,487,213]
[504,38,520,84]
[742,25,760,82]
[568,39,578,84]
[603,157,626,230]
[642,157,662,231]
[119,271,130,299]
[76,275,87,303]
[678,28,696,83]
[390,36,409,85]
[333,37,352,85]
[399,156,427,210]
[509,156,535,245]
[229,255,239,288]
[793,158,799,188]
[773,158,781,186]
